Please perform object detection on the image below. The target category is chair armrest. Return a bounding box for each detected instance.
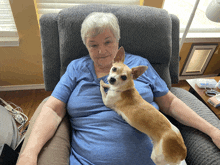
[170,87,220,165]
[19,98,71,165]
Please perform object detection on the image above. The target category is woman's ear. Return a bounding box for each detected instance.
[114,46,125,63]
[131,66,148,80]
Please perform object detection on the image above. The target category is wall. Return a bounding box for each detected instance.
[0,0,219,87]
[204,45,220,74]
[140,0,165,8]
[0,0,43,86]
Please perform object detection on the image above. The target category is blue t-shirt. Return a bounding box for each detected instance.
[52,52,169,165]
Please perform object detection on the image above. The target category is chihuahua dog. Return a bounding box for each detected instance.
[100,47,187,165]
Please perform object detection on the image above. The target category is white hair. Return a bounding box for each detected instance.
[81,12,120,45]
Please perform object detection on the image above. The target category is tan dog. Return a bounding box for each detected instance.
[100,47,187,165]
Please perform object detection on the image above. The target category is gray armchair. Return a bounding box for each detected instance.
[22,4,220,165]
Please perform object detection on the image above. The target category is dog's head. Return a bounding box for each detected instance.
[107,47,148,90]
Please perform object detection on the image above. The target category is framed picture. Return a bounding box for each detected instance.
[181,44,218,76]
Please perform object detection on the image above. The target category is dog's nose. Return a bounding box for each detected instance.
[109,77,116,85]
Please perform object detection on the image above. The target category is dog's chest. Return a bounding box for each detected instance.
[106,90,121,105]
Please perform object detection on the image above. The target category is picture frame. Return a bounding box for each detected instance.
[181,44,218,76]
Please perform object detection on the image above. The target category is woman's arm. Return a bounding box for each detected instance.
[16,96,66,165]
[155,91,220,149]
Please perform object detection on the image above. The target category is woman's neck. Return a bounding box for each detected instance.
[94,64,112,79]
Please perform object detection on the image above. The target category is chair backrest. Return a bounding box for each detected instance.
[40,4,180,91]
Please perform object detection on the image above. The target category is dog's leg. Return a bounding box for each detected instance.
[151,140,166,165]
[100,80,110,88]
[100,80,110,105]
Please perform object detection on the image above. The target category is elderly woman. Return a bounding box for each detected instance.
[17,12,220,165]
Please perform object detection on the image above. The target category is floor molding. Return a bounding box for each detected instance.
[0,84,45,91]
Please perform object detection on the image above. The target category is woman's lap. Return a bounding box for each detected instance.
[17,99,187,165]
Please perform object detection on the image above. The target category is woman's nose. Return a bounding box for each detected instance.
[98,46,106,54]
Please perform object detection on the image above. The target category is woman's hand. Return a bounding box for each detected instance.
[16,153,37,165]
[209,127,220,149]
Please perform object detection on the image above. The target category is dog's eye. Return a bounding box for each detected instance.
[121,75,127,81]
[112,67,117,72]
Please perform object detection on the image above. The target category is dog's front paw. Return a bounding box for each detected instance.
[100,80,105,93]
[100,80,110,88]
[100,80,105,86]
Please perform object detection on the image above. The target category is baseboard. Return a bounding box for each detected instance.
[0,84,45,91]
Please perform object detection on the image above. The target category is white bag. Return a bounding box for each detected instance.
[0,98,28,154]
[0,105,21,154]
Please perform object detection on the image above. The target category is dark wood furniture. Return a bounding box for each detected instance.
[186,76,220,119]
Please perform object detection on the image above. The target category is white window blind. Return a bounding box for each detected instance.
[0,0,19,46]
[36,0,140,17]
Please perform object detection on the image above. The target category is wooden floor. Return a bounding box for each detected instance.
[0,80,190,130]
[0,89,52,131]
[172,80,190,91]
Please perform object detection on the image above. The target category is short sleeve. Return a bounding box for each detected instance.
[138,58,169,98]
[51,61,78,103]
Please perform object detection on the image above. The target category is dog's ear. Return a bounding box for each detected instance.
[131,66,148,80]
[114,46,125,63]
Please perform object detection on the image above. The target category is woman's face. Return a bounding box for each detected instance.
[86,29,119,70]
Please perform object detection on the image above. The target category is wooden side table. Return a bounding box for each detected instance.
[186,76,220,119]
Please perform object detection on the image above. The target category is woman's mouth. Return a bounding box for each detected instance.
[98,55,111,58]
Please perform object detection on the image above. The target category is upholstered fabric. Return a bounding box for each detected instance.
[18,98,71,165]
[38,4,220,165]
[40,14,60,91]
[40,4,179,91]
[170,87,220,165]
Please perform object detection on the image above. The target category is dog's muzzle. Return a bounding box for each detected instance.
[109,77,116,85]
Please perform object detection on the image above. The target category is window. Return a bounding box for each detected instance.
[36,0,140,18]
[0,0,19,46]
[163,0,220,42]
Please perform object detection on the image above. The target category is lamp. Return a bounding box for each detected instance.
[206,0,220,22]
[179,0,200,53]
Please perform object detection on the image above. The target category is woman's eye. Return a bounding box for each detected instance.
[105,41,111,45]
[121,75,127,81]
[91,45,97,48]
[112,67,117,72]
